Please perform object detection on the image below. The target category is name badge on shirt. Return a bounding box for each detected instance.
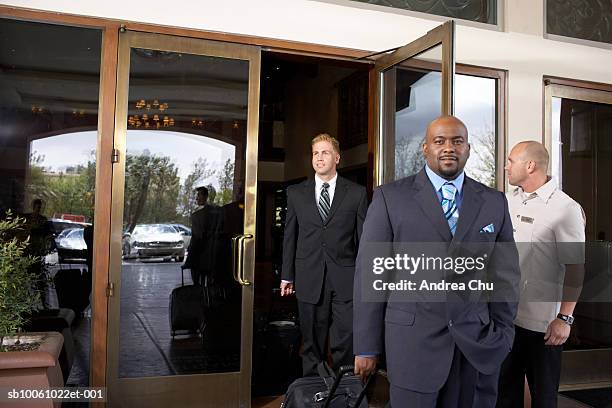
[520,216,534,224]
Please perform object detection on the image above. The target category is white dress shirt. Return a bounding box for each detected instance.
[315,173,337,206]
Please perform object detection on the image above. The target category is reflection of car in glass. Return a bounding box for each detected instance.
[49,218,86,235]
[169,224,192,248]
[55,228,87,263]
[122,224,185,261]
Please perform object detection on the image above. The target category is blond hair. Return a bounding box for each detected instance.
[311,133,340,154]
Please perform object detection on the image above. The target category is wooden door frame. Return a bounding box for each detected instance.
[1,6,509,402]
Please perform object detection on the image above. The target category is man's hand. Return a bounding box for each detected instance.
[280,281,294,296]
[544,318,570,346]
[354,355,377,381]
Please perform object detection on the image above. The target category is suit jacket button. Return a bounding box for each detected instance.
[448,320,453,327]
[323,226,327,230]
[322,243,326,247]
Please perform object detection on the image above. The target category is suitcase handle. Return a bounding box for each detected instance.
[180,265,188,286]
[322,364,379,408]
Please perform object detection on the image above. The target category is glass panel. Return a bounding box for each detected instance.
[0,19,101,386]
[546,0,612,45]
[382,45,443,182]
[458,75,497,188]
[118,48,247,378]
[553,96,612,349]
[349,0,497,24]
[381,46,497,185]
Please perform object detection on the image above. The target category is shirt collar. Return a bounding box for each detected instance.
[511,177,557,203]
[315,173,338,190]
[532,177,557,203]
[424,165,464,195]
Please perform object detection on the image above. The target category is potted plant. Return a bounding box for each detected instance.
[0,211,64,403]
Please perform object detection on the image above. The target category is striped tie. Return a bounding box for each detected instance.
[318,182,331,222]
[440,182,459,235]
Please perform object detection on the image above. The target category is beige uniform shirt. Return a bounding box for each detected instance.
[507,178,586,333]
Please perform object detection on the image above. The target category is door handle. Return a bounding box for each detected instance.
[232,234,253,286]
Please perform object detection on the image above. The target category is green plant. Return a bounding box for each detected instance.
[0,211,41,348]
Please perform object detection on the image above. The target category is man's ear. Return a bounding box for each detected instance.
[335,153,340,164]
[526,160,536,174]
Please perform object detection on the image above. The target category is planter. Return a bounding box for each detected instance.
[0,332,64,408]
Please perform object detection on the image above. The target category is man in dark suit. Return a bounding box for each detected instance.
[281,133,368,376]
[353,116,519,407]
[183,186,222,286]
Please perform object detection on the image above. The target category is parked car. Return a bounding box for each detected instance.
[49,218,88,235]
[55,227,87,263]
[169,224,192,248]
[122,224,185,261]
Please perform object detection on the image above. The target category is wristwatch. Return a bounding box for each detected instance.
[557,313,574,326]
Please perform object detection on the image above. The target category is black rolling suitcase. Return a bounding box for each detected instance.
[169,267,204,337]
[282,363,370,408]
[54,265,91,316]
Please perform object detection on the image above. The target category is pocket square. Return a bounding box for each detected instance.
[480,223,495,233]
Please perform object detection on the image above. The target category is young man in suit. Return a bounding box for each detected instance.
[281,133,368,376]
[353,116,520,407]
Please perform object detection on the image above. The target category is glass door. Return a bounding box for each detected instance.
[107,31,260,407]
[373,21,455,185]
[545,83,612,391]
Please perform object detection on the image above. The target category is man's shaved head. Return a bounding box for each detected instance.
[425,116,469,142]
[513,141,549,171]
[505,141,550,189]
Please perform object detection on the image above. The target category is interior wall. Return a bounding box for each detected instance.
[283,64,358,181]
[5,0,611,173]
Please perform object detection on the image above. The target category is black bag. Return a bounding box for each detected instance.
[54,267,91,316]
[282,363,369,408]
[169,267,204,337]
[199,276,241,352]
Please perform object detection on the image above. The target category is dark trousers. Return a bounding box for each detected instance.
[389,345,499,408]
[497,325,563,408]
[297,273,353,376]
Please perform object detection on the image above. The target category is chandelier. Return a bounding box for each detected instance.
[128,99,175,129]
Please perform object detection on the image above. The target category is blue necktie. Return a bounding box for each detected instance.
[440,182,459,235]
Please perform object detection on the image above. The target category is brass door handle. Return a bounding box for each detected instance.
[232,234,253,286]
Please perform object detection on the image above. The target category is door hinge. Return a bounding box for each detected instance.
[111,148,120,163]
[106,282,115,297]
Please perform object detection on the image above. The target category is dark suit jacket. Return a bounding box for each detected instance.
[282,176,368,304]
[184,204,222,272]
[353,168,519,392]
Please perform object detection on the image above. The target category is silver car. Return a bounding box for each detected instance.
[122,224,185,261]
[170,224,192,248]
[55,227,87,263]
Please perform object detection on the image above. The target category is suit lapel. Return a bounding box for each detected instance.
[413,169,453,242]
[304,178,323,225]
[452,177,484,243]
[324,176,347,225]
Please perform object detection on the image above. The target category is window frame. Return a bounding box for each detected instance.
[312,0,505,31]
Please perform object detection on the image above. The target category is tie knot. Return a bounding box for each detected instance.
[440,182,457,201]
[322,182,330,190]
